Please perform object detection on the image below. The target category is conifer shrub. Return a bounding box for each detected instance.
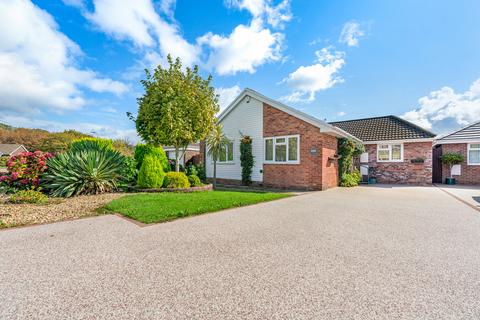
[137,155,165,188]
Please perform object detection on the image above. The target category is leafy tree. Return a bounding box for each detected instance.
[134,55,219,172]
[440,152,464,179]
[206,124,229,187]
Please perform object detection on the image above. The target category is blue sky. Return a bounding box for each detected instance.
[1,0,480,141]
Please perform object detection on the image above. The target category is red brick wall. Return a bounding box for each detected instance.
[440,143,480,184]
[365,141,433,185]
[263,103,338,190]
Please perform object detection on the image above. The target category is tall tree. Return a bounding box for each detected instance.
[206,124,229,187]
[134,55,219,172]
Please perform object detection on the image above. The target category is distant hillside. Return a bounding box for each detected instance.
[0,123,13,130]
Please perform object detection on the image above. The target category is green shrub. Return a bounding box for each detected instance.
[134,144,169,172]
[196,163,206,182]
[118,156,138,190]
[340,169,361,187]
[186,164,198,176]
[187,175,202,187]
[9,189,48,204]
[240,135,254,185]
[69,137,114,152]
[163,172,190,188]
[137,155,165,188]
[43,148,125,197]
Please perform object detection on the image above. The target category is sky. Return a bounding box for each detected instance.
[1,0,480,142]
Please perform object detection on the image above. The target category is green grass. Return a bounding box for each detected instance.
[104,190,292,224]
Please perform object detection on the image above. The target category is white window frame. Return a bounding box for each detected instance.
[217,139,235,164]
[376,143,404,162]
[467,143,480,165]
[264,134,300,164]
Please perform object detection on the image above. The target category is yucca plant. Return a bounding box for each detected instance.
[43,149,125,197]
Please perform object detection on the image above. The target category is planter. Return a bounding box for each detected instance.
[445,177,456,185]
[368,177,377,184]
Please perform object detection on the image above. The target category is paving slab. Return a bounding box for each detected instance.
[1,186,480,319]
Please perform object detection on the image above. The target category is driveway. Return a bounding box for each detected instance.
[1,186,480,319]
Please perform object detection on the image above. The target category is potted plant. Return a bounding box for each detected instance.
[440,152,464,185]
[368,166,377,184]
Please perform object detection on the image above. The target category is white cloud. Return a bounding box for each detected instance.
[337,111,347,117]
[225,0,292,28]
[280,47,345,103]
[216,85,242,112]
[402,79,480,130]
[0,0,127,114]
[198,19,283,75]
[339,21,365,47]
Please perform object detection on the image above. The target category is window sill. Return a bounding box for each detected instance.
[264,161,300,165]
[212,162,235,165]
[377,160,404,163]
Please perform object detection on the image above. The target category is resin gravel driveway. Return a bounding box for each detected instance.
[1,186,480,319]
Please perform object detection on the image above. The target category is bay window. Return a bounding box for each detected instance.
[264,135,300,164]
[377,143,403,162]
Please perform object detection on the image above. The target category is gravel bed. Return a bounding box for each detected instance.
[0,193,124,228]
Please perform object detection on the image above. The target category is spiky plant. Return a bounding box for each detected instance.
[43,149,125,197]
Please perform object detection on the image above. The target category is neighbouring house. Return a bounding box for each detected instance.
[331,116,436,185]
[433,121,480,184]
[163,144,200,166]
[200,88,360,190]
[0,144,28,158]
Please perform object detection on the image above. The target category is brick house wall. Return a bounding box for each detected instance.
[440,143,480,184]
[263,103,338,190]
[365,141,433,185]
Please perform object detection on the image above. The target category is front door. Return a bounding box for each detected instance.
[432,145,442,183]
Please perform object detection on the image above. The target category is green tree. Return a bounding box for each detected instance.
[134,55,219,172]
[440,152,464,179]
[240,135,254,185]
[206,124,229,187]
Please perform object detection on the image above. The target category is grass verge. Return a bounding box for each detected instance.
[103,190,292,224]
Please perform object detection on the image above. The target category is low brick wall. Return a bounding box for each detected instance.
[365,141,433,185]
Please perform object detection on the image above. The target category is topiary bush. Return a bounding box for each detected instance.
[163,172,190,188]
[187,174,202,187]
[9,189,48,204]
[240,135,254,185]
[440,152,464,179]
[43,148,125,197]
[69,137,114,152]
[134,144,169,172]
[137,155,165,188]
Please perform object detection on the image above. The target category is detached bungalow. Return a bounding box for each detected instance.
[331,116,436,185]
[433,121,480,184]
[200,88,436,189]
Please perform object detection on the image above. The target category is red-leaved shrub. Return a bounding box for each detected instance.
[0,151,53,190]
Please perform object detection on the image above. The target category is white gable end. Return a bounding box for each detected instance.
[206,95,264,182]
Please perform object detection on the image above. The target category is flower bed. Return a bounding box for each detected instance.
[135,184,213,193]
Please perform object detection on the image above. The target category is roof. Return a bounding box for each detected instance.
[218,88,361,142]
[330,116,436,142]
[0,144,27,156]
[436,120,480,143]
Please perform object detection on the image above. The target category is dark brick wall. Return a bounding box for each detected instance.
[365,141,433,185]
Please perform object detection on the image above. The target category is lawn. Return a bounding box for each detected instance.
[104,190,292,224]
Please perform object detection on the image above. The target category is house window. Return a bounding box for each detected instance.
[377,143,403,162]
[264,135,300,164]
[468,143,480,165]
[218,140,234,163]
